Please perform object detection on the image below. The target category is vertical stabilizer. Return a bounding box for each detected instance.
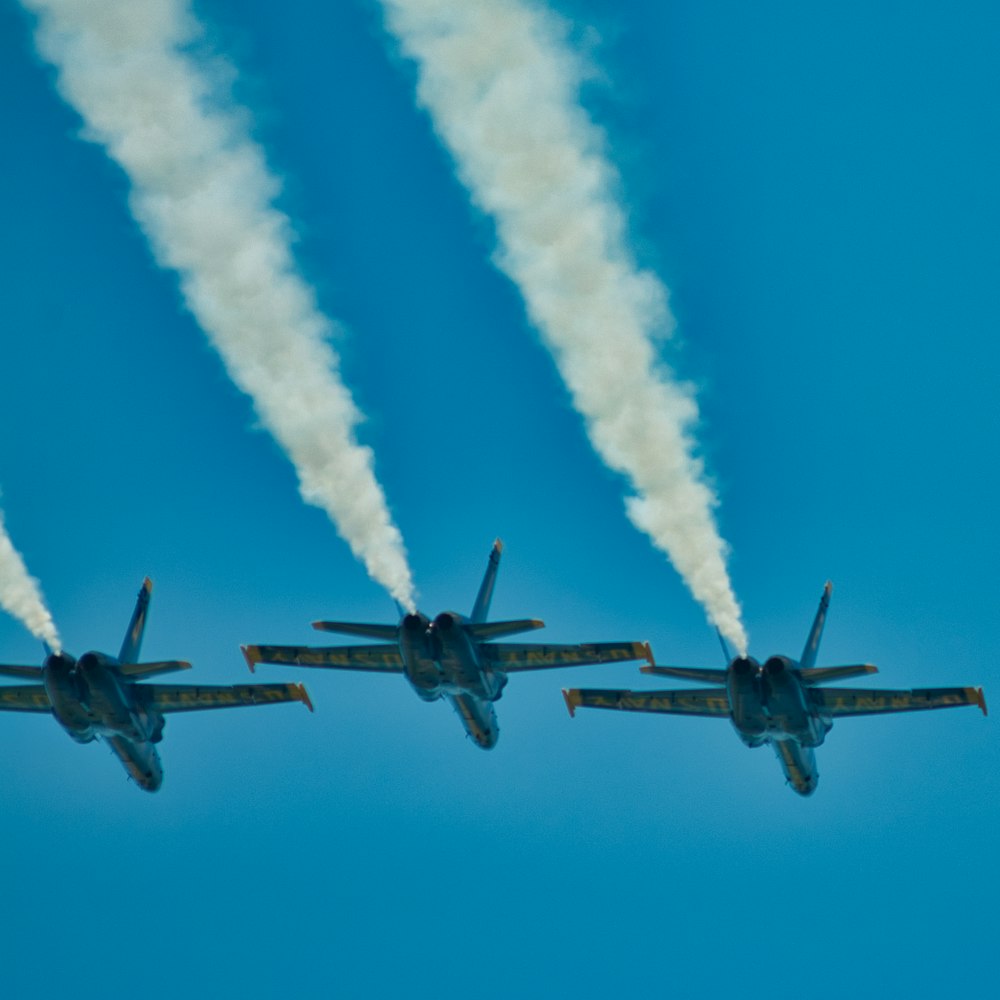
[119,578,153,664]
[716,628,732,665]
[471,539,503,624]
[800,581,833,670]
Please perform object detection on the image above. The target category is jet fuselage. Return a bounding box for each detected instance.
[42,649,164,790]
[726,655,829,795]
[399,611,504,748]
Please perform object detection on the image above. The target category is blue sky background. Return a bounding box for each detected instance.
[0,1,996,996]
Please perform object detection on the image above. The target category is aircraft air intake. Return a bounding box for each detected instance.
[20,0,416,612]
[0,506,61,652]
[379,0,747,652]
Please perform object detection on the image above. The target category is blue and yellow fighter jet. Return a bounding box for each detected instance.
[242,539,651,748]
[0,579,312,791]
[563,583,987,795]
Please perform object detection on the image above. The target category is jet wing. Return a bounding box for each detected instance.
[135,682,313,713]
[0,664,44,680]
[0,685,52,712]
[481,641,651,672]
[811,686,987,717]
[563,687,732,717]
[241,643,404,673]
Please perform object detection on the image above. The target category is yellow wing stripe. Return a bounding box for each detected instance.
[0,685,52,712]
[563,687,732,717]
[485,641,651,671]
[139,682,312,713]
[812,686,987,717]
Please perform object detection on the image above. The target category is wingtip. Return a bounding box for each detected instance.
[562,688,579,718]
[296,684,314,713]
[240,645,258,674]
[976,687,988,717]
[142,576,153,592]
[492,537,504,555]
[642,641,654,667]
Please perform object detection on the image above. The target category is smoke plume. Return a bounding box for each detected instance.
[0,506,61,651]
[22,0,415,610]
[380,0,747,651]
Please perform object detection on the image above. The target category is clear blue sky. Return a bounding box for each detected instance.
[0,1,996,997]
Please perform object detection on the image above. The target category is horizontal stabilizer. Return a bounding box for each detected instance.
[311,621,399,641]
[811,685,987,718]
[564,686,731,718]
[119,660,192,679]
[136,681,313,714]
[800,664,877,685]
[483,641,650,672]
[466,619,545,640]
[0,684,52,712]
[242,643,404,673]
[640,665,727,684]
[0,663,44,680]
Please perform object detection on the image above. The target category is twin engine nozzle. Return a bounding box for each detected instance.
[731,656,793,676]
[402,612,460,633]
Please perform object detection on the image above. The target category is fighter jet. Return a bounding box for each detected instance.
[0,578,312,791]
[563,582,987,795]
[242,539,651,748]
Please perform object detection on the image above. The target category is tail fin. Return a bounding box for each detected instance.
[471,539,503,624]
[466,619,544,641]
[311,621,399,640]
[716,628,732,665]
[801,582,833,670]
[119,578,153,664]
[801,664,877,685]
[640,665,728,684]
[119,660,192,679]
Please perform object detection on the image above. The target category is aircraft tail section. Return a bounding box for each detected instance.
[119,578,153,664]
[118,660,192,679]
[466,619,544,640]
[801,664,878,685]
[311,621,399,640]
[471,539,503,624]
[800,581,833,670]
[640,665,728,684]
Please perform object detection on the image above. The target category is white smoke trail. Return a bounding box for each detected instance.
[0,505,61,651]
[380,0,747,652]
[21,0,415,610]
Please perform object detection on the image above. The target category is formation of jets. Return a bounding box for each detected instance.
[0,547,987,794]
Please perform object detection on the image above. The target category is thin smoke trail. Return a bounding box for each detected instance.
[21,0,416,610]
[0,505,60,651]
[380,0,747,652]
